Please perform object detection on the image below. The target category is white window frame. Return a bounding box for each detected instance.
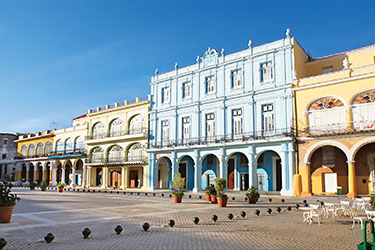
[231,69,242,88]
[162,120,169,143]
[260,62,273,83]
[182,82,191,99]
[232,108,243,136]
[205,76,215,94]
[206,113,215,140]
[262,104,274,135]
[162,87,170,104]
[182,117,191,142]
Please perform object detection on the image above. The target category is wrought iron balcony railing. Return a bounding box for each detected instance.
[86,155,148,164]
[86,127,148,140]
[51,148,86,156]
[148,128,292,149]
[302,120,375,137]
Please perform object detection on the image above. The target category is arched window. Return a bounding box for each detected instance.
[108,145,124,162]
[56,140,64,153]
[307,97,346,134]
[352,89,375,130]
[45,141,53,155]
[20,144,28,157]
[91,147,104,163]
[127,143,146,161]
[28,144,35,157]
[65,138,73,153]
[74,136,84,152]
[92,122,105,139]
[36,142,44,156]
[109,119,124,137]
[129,115,145,134]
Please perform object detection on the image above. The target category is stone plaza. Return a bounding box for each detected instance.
[0,189,364,249]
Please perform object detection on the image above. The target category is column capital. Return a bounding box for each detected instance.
[301,162,311,166]
[347,160,355,164]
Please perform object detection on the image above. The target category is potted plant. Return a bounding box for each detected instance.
[29,182,37,190]
[171,173,185,203]
[246,185,260,204]
[40,181,48,191]
[57,182,66,193]
[214,178,228,207]
[204,185,212,202]
[0,177,20,223]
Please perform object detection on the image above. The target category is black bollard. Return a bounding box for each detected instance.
[82,228,91,239]
[0,238,6,249]
[255,209,260,216]
[115,225,123,235]
[168,220,175,228]
[227,213,234,220]
[240,211,246,218]
[193,217,200,225]
[212,215,218,222]
[143,223,150,231]
[281,199,285,203]
[276,207,281,213]
[268,198,272,203]
[287,206,291,211]
[267,208,272,214]
[44,233,54,243]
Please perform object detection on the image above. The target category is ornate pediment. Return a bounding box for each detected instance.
[201,47,219,67]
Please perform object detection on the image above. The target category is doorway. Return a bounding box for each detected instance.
[276,159,282,191]
[228,159,235,190]
[129,170,139,188]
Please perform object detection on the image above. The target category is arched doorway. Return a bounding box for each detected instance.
[21,164,27,182]
[75,160,83,185]
[110,169,121,188]
[177,155,195,190]
[201,154,220,190]
[95,167,103,186]
[64,162,72,185]
[156,157,172,189]
[227,152,249,190]
[37,163,43,183]
[45,162,51,184]
[309,146,348,195]
[256,151,281,192]
[354,142,375,195]
[56,163,62,183]
[29,164,34,182]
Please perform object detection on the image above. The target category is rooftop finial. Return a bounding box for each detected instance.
[221,48,225,56]
[248,40,252,48]
[174,62,178,70]
[196,56,200,63]
[155,68,158,75]
[286,28,291,38]
[343,57,349,70]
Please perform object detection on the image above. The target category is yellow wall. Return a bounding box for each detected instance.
[17,136,54,155]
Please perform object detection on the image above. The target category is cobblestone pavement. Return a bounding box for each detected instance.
[0,188,364,249]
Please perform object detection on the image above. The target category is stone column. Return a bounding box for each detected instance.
[219,149,227,180]
[124,167,129,189]
[346,105,353,130]
[51,161,57,186]
[301,163,312,196]
[347,161,358,198]
[102,167,108,189]
[171,151,177,181]
[81,165,87,188]
[248,147,255,188]
[72,167,77,186]
[25,162,30,182]
[193,150,201,192]
[61,167,66,184]
[147,153,155,190]
[121,167,126,190]
[280,149,287,194]
[42,165,46,182]
[87,167,92,187]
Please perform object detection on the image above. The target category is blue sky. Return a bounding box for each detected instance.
[0,1,374,133]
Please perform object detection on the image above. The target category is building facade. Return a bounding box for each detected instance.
[0,133,19,181]
[148,32,295,195]
[293,44,375,197]
[14,131,55,184]
[84,98,150,190]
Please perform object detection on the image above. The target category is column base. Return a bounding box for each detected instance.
[347,192,358,198]
[192,187,199,193]
[147,187,155,191]
[301,192,312,196]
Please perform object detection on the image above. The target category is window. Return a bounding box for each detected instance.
[182,117,191,142]
[232,108,242,135]
[128,143,146,161]
[162,87,170,103]
[36,142,44,156]
[162,120,169,143]
[108,146,123,162]
[110,119,124,137]
[205,76,215,94]
[3,139,8,145]
[92,122,105,139]
[260,62,273,82]
[231,69,242,88]
[129,115,145,134]
[182,82,191,99]
[262,104,274,134]
[45,141,53,155]
[28,144,35,157]
[206,113,215,139]
[74,137,84,151]
[65,138,73,153]
[20,145,28,157]
[322,66,333,74]
[91,147,104,163]
[2,154,6,159]
[56,140,64,153]
[322,146,335,166]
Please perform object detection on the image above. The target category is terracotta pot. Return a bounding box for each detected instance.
[210,195,217,204]
[30,187,35,190]
[57,187,64,193]
[247,195,258,204]
[205,193,211,202]
[173,194,183,203]
[0,206,15,223]
[217,196,228,207]
[41,187,47,191]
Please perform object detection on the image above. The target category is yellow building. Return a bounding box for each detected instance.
[293,43,375,197]
[14,130,54,184]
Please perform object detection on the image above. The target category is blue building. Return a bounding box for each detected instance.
[147,30,295,195]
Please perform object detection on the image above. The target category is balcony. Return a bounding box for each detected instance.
[50,148,86,156]
[85,127,148,141]
[148,128,292,149]
[86,155,148,164]
[302,120,375,137]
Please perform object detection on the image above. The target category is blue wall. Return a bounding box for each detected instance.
[257,151,279,191]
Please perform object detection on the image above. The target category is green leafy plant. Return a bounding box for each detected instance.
[214,178,227,198]
[57,182,66,188]
[172,173,185,197]
[246,185,260,198]
[205,184,216,195]
[0,178,20,207]
[40,181,48,189]
[29,182,37,188]
[371,194,375,210]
